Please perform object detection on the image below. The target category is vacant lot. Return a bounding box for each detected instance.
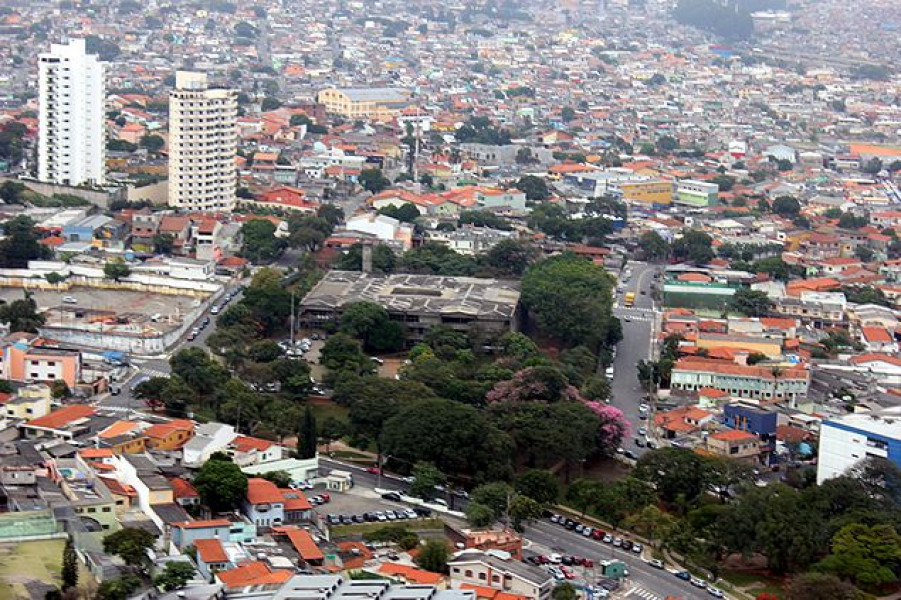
[0,539,85,599]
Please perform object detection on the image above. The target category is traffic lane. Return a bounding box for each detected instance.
[610,317,652,456]
[319,458,470,510]
[525,522,709,600]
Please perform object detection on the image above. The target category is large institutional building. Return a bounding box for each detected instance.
[316,87,411,121]
[168,71,238,212]
[38,39,106,186]
[817,406,901,484]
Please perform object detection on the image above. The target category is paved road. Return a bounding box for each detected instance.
[609,261,661,458]
[96,286,244,412]
[524,521,715,600]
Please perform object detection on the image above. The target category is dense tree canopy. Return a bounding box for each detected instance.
[521,252,616,350]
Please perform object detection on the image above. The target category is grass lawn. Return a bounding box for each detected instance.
[0,539,92,599]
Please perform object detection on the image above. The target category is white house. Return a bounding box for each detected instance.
[183,423,237,468]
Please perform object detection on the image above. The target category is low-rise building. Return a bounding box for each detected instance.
[316,87,411,121]
[448,550,552,600]
[675,179,718,208]
[299,271,521,346]
[670,357,809,404]
[704,429,762,462]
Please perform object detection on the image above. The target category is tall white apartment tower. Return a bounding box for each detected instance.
[168,71,238,212]
[38,39,106,186]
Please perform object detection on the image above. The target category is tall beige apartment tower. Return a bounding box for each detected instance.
[168,71,237,212]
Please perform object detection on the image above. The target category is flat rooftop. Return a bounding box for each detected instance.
[300,271,520,319]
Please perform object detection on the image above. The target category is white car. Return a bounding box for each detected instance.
[62,296,78,304]
[548,554,563,564]
[707,588,724,598]
[691,577,707,588]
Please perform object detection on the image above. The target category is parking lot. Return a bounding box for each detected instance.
[311,487,432,527]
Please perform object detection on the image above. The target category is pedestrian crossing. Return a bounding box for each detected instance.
[138,368,170,379]
[624,587,662,600]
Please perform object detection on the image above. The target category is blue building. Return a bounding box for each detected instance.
[723,403,778,437]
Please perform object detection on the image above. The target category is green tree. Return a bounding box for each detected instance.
[169,347,228,396]
[728,288,772,317]
[465,502,495,527]
[320,333,376,382]
[560,107,576,122]
[521,252,614,349]
[335,243,397,273]
[514,469,560,505]
[381,398,513,481]
[297,405,318,459]
[0,291,46,333]
[340,301,406,352]
[566,478,604,516]
[260,470,293,488]
[481,239,538,277]
[0,180,26,204]
[634,448,708,505]
[772,195,802,217]
[261,97,281,111]
[103,527,155,566]
[639,231,669,261]
[515,175,549,201]
[861,157,883,175]
[711,174,736,192]
[241,219,287,263]
[154,561,196,592]
[378,202,421,223]
[103,260,131,282]
[409,462,446,500]
[360,168,390,194]
[552,584,577,600]
[672,229,714,265]
[61,538,78,591]
[815,523,901,592]
[248,339,282,363]
[193,455,248,512]
[241,267,293,335]
[272,358,314,399]
[0,216,52,268]
[416,538,449,574]
[96,575,141,600]
[139,134,165,153]
[290,113,312,127]
[153,233,175,255]
[786,572,864,600]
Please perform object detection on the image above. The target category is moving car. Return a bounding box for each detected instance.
[647,559,664,569]
[62,296,78,304]
[674,571,691,581]
[707,587,725,598]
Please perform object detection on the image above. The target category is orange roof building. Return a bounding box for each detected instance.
[217,561,293,589]
[379,563,444,585]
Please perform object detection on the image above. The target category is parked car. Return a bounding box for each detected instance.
[674,571,691,581]
[690,577,707,588]
[574,524,584,534]
[366,466,382,475]
[647,559,664,569]
[613,538,623,547]
[550,514,561,524]
[581,527,593,537]
[591,529,605,540]
[62,296,78,304]
[621,540,633,551]
[432,498,448,507]
[561,556,574,566]
[707,587,724,598]
[381,491,402,501]
[602,534,614,543]
[548,554,562,564]
[632,543,643,554]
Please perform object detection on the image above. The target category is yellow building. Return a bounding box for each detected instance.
[3,384,51,420]
[316,87,411,121]
[620,180,674,205]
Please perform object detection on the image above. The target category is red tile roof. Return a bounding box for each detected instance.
[195,538,229,564]
[273,527,324,561]
[862,326,893,343]
[27,405,94,429]
[379,563,444,584]
[711,429,758,442]
[218,561,292,588]
[246,478,284,505]
[169,477,200,499]
[230,436,274,453]
[279,489,313,511]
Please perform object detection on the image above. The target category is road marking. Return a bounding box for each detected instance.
[625,587,662,600]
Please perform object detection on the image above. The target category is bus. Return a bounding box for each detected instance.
[624,292,636,307]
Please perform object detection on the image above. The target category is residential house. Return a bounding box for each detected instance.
[705,430,762,462]
[448,550,552,600]
[860,327,898,353]
[723,403,778,437]
[171,519,232,550]
[183,423,237,468]
[226,436,283,467]
[242,478,285,529]
[144,419,195,451]
[19,405,94,441]
[194,538,232,581]
[653,406,713,439]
